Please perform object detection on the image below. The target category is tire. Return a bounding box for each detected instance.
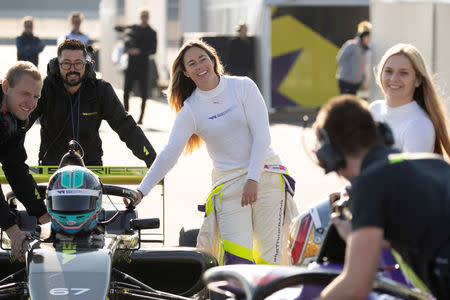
[179,226,199,247]
[210,290,230,300]
[194,288,229,300]
[193,287,209,300]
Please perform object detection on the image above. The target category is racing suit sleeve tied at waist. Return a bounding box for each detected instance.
[196,157,298,266]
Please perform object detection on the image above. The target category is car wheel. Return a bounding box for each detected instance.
[179,226,199,247]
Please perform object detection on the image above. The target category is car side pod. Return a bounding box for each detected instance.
[113,246,217,297]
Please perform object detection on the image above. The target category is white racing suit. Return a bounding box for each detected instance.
[197,155,298,265]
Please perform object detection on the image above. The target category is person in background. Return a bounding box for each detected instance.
[0,61,49,262]
[336,21,371,95]
[16,16,45,67]
[225,22,255,79]
[115,8,157,125]
[58,11,90,46]
[129,40,298,266]
[370,43,450,157]
[27,39,156,167]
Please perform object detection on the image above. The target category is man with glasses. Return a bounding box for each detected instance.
[27,39,156,167]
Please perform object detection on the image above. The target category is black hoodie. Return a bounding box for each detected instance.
[0,88,46,230]
[27,64,156,166]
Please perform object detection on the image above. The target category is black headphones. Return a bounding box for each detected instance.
[316,122,394,174]
[0,110,29,139]
[47,57,95,79]
[1,110,17,138]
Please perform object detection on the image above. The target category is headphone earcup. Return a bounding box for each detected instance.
[85,61,94,79]
[316,142,346,174]
[0,111,18,138]
[48,57,60,77]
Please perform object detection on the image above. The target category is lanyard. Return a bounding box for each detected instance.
[66,88,81,146]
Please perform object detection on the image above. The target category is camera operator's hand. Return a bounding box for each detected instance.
[330,213,351,242]
[128,48,140,56]
[329,192,341,206]
[5,224,30,262]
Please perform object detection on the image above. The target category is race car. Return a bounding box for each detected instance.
[0,145,217,300]
[203,196,434,300]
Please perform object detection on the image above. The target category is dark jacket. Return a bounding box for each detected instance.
[125,24,157,67]
[225,37,255,77]
[16,33,45,66]
[28,67,156,166]
[0,89,47,230]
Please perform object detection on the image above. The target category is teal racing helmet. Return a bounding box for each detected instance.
[46,165,102,234]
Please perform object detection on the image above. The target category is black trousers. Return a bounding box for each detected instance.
[123,62,149,122]
[338,80,361,95]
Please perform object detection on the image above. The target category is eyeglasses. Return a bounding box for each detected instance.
[59,61,86,70]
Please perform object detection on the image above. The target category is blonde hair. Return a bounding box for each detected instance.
[6,61,42,87]
[376,43,450,158]
[139,8,150,15]
[236,22,248,33]
[69,11,83,21]
[357,20,372,34]
[22,16,33,26]
[167,39,224,154]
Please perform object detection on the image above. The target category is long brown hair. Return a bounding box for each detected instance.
[376,43,450,158]
[166,39,224,154]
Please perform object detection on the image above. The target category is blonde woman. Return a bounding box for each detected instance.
[132,40,297,265]
[370,43,450,157]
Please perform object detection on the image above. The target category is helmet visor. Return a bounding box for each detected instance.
[48,189,100,214]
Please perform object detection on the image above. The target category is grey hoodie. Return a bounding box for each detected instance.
[336,38,367,84]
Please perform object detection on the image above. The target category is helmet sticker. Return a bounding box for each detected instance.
[48,189,99,196]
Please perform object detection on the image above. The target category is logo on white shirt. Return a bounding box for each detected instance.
[208,105,235,120]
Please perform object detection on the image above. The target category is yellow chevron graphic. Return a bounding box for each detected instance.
[272,15,339,107]
[62,242,77,264]
[143,146,149,156]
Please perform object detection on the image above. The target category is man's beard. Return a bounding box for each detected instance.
[63,72,82,86]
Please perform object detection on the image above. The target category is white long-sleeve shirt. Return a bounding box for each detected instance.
[369,99,435,152]
[138,76,275,195]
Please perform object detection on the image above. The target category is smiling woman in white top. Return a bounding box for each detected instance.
[370,43,450,156]
[130,40,297,265]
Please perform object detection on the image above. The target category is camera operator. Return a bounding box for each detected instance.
[1,62,49,262]
[315,95,449,299]
[114,8,157,125]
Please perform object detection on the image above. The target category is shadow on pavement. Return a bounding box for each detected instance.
[269,107,318,128]
[141,127,167,133]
